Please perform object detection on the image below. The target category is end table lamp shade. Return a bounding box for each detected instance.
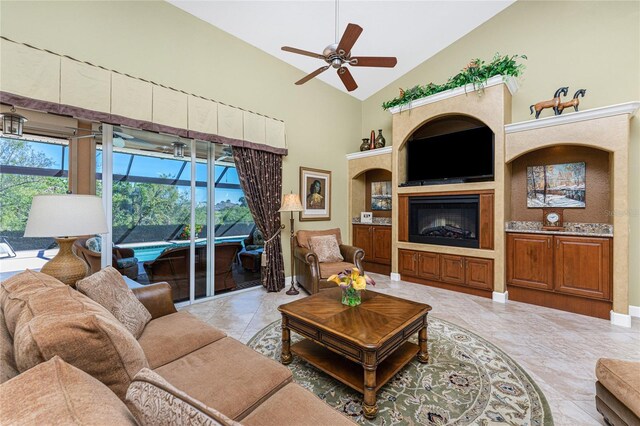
[278,193,304,295]
[24,195,108,285]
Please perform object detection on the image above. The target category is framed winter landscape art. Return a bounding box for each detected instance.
[527,162,586,208]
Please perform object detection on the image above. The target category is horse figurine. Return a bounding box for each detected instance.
[529,87,569,119]
[558,89,586,115]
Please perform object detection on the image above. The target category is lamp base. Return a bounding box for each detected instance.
[286,281,300,295]
[40,237,89,286]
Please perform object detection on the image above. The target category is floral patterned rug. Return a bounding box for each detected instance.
[247,317,553,425]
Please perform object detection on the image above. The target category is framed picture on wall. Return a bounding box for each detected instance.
[371,181,392,211]
[299,167,331,221]
[526,162,586,208]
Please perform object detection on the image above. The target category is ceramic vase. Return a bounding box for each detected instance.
[359,138,370,151]
[375,129,386,149]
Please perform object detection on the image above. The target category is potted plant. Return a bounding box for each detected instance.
[328,268,376,307]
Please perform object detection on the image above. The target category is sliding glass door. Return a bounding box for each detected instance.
[97,126,256,304]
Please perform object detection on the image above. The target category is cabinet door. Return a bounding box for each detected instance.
[465,257,494,290]
[352,225,372,261]
[398,250,418,277]
[554,236,611,300]
[418,252,440,281]
[440,255,465,284]
[506,233,554,290]
[371,226,392,265]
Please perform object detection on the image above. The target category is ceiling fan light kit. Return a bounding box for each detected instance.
[282,20,397,92]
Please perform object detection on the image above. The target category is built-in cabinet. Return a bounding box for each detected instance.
[353,224,391,275]
[506,233,612,318]
[398,249,493,296]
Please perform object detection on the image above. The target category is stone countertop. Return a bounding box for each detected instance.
[352,217,392,226]
[505,221,613,237]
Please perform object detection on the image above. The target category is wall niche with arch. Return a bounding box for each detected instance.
[509,144,611,224]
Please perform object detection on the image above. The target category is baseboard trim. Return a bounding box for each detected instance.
[492,291,508,304]
[390,272,401,281]
[629,305,640,318]
[610,311,632,328]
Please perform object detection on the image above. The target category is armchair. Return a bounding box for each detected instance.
[73,237,139,280]
[293,228,364,294]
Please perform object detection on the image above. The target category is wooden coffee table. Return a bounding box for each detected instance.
[278,288,432,419]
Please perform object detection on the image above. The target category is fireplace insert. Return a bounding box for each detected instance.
[408,195,479,248]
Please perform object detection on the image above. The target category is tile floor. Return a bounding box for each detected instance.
[182,273,640,426]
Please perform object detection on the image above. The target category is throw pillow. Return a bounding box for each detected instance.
[126,368,241,426]
[0,356,137,425]
[86,236,102,253]
[309,235,344,263]
[253,228,265,246]
[12,286,149,401]
[76,266,151,339]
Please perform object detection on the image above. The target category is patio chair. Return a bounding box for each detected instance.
[73,237,139,280]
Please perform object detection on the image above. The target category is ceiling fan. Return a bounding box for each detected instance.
[282,8,397,92]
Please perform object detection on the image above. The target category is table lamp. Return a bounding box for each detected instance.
[278,193,304,295]
[24,194,108,285]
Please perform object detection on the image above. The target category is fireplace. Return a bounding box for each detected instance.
[408,195,479,248]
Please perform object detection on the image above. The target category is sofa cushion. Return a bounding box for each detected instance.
[596,358,640,417]
[12,285,148,401]
[126,368,241,426]
[0,356,136,425]
[296,228,342,249]
[76,266,152,338]
[138,311,226,369]
[0,269,66,338]
[309,235,344,263]
[242,383,355,426]
[319,261,356,279]
[155,337,292,420]
[0,307,18,384]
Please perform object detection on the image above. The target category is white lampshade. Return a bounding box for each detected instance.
[24,195,108,238]
[278,193,303,212]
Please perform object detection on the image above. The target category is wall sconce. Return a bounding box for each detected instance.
[1,107,27,136]
[172,141,187,158]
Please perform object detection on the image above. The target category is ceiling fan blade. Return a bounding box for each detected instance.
[281,46,325,59]
[295,65,330,85]
[337,67,358,92]
[337,23,363,56]
[350,56,397,68]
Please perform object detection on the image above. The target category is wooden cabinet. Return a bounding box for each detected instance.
[398,249,493,296]
[417,251,440,280]
[506,232,612,319]
[398,250,418,277]
[352,224,391,274]
[371,226,392,265]
[440,255,465,285]
[465,257,494,290]
[506,233,554,290]
[554,236,611,300]
[353,225,372,257]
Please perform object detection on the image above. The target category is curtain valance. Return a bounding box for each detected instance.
[0,37,287,155]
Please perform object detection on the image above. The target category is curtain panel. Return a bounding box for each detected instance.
[232,146,285,292]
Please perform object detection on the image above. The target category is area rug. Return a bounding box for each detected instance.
[248,317,553,425]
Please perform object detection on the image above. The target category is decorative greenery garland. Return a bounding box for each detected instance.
[382,53,527,110]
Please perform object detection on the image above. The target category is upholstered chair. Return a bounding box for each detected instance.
[293,228,364,294]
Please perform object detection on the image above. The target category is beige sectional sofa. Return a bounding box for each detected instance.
[0,270,355,425]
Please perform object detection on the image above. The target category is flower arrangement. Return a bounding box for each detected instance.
[382,53,527,110]
[179,224,204,240]
[328,268,376,307]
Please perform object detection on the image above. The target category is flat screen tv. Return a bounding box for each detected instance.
[405,126,494,185]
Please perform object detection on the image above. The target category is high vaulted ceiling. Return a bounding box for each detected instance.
[169,1,515,100]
